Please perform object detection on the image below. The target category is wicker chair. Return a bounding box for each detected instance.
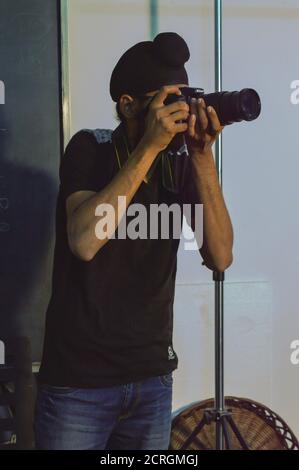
[170,397,299,450]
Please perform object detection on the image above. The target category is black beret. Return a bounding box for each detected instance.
[110,32,190,102]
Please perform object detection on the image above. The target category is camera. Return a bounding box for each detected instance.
[140,86,262,192]
[162,86,261,159]
[164,86,261,126]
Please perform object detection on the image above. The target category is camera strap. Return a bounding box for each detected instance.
[111,122,188,194]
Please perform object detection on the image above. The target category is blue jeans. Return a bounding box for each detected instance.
[34,372,173,450]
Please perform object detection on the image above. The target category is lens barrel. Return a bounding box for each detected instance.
[203,88,261,125]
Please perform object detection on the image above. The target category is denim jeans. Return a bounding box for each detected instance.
[34,372,173,450]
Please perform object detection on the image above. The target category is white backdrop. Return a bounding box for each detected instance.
[65,0,299,437]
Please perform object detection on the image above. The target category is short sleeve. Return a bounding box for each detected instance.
[59,130,104,200]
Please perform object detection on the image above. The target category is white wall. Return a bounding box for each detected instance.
[66,0,299,438]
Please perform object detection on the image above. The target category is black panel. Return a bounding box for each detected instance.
[0,0,62,361]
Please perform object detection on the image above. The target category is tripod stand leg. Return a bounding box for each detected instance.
[222,417,232,450]
[216,416,224,449]
[180,416,208,450]
[226,414,250,450]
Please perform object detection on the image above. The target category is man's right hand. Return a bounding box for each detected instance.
[141,85,190,153]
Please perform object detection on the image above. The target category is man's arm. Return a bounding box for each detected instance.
[66,85,190,262]
[184,97,234,272]
[66,140,159,261]
[187,148,234,272]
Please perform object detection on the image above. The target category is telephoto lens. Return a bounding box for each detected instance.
[203,88,261,125]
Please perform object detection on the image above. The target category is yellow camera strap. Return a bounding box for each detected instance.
[111,122,177,193]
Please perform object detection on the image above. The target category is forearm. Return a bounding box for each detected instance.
[69,138,159,261]
[190,148,234,271]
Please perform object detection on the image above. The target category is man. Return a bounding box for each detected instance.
[35,32,233,450]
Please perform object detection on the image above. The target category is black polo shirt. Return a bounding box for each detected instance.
[38,126,188,387]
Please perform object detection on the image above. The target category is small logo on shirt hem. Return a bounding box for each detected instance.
[168,345,176,361]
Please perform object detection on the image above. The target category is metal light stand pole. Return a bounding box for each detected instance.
[181,1,250,450]
[213,0,225,450]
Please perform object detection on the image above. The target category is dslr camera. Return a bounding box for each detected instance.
[164,86,261,155]
[165,86,261,126]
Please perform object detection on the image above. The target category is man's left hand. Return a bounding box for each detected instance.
[186,97,224,154]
